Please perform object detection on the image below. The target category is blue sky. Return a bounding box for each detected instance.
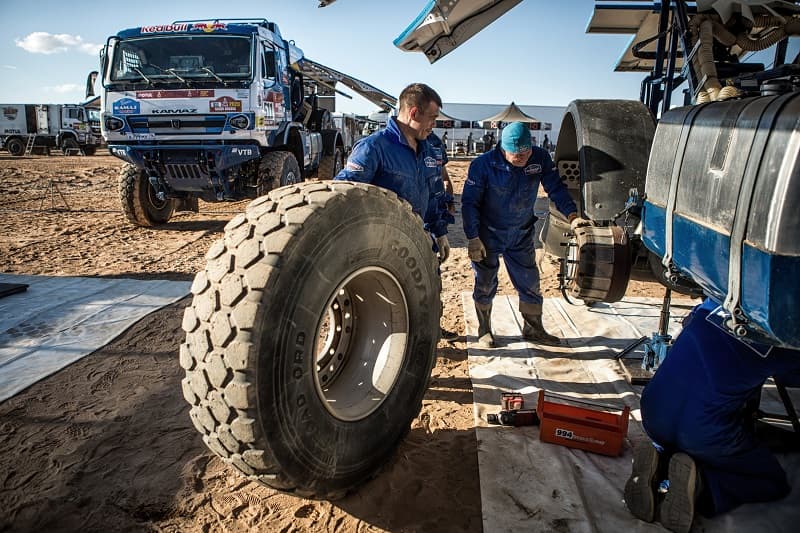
[0,0,647,114]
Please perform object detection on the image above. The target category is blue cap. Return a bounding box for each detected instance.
[500,122,532,153]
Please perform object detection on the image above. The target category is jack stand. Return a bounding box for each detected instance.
[616,288,673,384]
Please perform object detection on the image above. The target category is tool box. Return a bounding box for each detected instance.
[537,390,630,456]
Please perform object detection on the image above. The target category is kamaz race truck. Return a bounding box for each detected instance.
[97,19,396,226]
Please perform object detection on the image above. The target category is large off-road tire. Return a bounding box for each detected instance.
[82,146,97,156]
[257,151,302,195]
[180,181,441,499]
[118,163,175,226]
[5,138,24,157]
[316,146,343,180]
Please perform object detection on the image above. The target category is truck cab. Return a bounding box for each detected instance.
[98,18,396,226]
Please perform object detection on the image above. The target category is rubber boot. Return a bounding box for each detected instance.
[520,307,560,345]
[475,302,495,348]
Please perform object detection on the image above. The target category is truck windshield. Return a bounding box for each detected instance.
[109,35,252,82]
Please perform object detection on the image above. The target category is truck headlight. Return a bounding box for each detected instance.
[105,117,124,131]
[229,114,249,130]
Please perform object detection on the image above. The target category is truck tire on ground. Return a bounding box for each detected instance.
[5,138,24,157]
[257,151,301,194]
[82,146,97,156]
[181,181,441,499]
[316,146,343,180]
[61,138,80,155]
[118,163,175,226]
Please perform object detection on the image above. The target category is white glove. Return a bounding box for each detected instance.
[467,237,486,262]
[436,235,450,263]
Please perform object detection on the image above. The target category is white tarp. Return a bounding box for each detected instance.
[463,293,800,532]
[0,274,190,402]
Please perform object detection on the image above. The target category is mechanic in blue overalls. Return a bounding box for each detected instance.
[625,299,800,533]
[335,83,451,260]
[461,122,581,348]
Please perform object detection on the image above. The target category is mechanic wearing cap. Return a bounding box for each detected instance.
[625,299,800,533]
[462,122,581,347]
[335,83,451,264]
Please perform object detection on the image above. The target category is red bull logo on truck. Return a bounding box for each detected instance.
[192,22,227,33]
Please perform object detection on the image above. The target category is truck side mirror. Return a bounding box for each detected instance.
[86,70,98,98]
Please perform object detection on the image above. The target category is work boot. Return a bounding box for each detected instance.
[659,453,699,533]
[624,441,660,523]
[475,302,495,348]
[520,311,560,345]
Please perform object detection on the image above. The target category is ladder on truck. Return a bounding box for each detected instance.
[24,134,37,155]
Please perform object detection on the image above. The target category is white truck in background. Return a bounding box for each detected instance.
[0,103,100,156]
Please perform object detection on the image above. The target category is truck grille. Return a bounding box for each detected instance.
[165,164,209,180]
[128,114,227,135]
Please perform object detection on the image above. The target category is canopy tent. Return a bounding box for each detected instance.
[479,101,540,125]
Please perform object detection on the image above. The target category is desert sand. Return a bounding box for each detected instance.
[0,154,665,532]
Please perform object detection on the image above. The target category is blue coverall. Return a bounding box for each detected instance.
[461,145,576,307]
[641,299,800,515]
[335,117,449,238]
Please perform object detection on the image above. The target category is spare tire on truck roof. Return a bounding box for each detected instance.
[180,181,441,499]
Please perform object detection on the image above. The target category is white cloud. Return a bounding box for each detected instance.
[15,32,100,55]
[2,65,17,69]
[49,84,82,94]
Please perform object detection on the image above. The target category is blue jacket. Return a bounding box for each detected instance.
[335,117,449,237]
[461,145,576,248]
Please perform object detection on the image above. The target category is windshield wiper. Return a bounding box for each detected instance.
[131,67,154,85]
[165,68,191,87]
[200,67,227,85]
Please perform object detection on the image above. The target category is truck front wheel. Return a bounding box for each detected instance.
[180,181,441,498]
[118,163,175,226]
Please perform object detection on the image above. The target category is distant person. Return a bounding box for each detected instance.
[466,132,473,155]
[542,134,551,151]
[481,131,494,151]
[462,122,581,348]
[427,131,458,340]
[441,131,448,151]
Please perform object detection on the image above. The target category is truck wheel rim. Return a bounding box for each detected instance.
[146,182,169,209]
[314,266,409,421]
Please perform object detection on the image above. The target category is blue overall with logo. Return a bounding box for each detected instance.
[461,145,576,306]
[335,117,449,238]
[641,299,800,515]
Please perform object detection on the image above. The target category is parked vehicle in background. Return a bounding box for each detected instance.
[0,103,100,156]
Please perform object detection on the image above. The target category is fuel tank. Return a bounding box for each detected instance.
[642,92,800,348]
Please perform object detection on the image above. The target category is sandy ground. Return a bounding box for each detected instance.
[0,154,665,532]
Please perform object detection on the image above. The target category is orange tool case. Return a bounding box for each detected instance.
[537,390,630,456]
